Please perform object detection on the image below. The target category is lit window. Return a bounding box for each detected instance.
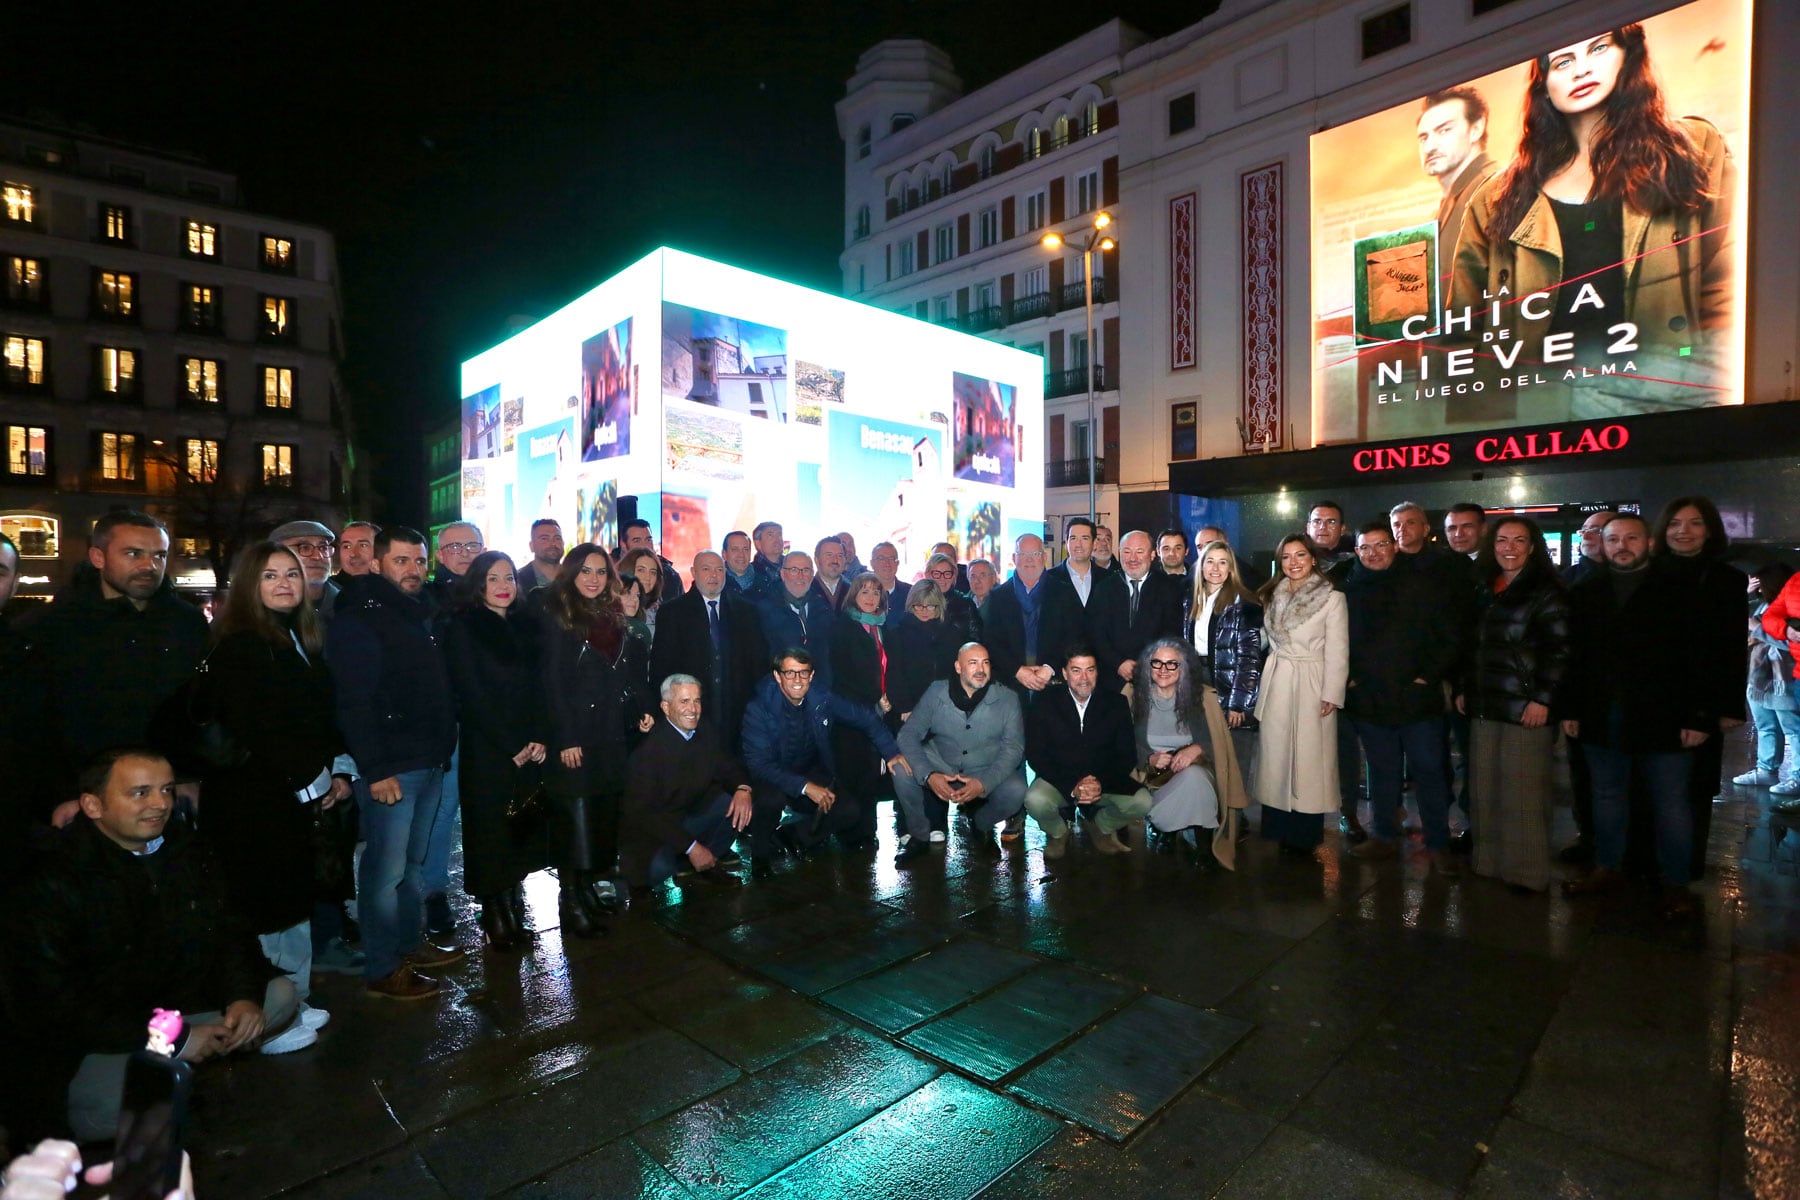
[184,357,221,403]
[0,513,58,556]
[3,335,45,387]
[5,425,47,477]
[98,347,138,396]
[261,235,293,272]
[1026,128,1045,160]
[172,537,202,558]
[261,295,292,339]
[1076,169,1101,214]
[6,257,44,306]
[1053,115,1071,148]
[260,443,294,484]
[99,432,139,481]
[184,438,219,483]
[3,184,34,224]
[262,366,293,410]
[101,205,132,243]
[184,284,219,331]
[185,221,217,257]
[97,271,136,318]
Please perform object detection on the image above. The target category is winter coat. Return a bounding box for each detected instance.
[1342,562,1457,726]
[898,680,1026,792]
[1748,600,1796,712]
[1658,552,1749,724]
[1090,571,1185,691]
[542,614,649,799]
[648,587,767,752]
[1562,561,1716,754]
[740,676,898,798]
[1462,566,1571,725]
[14,565,208,810]
[886,614,962,717]
[203,628,345,932]
[1027,685,1138,799]
[1255,574,1348,815]
[1192,596,1264,723]
[325,574,458,783]
[1762,574,1800,681]
[755,589,838,691]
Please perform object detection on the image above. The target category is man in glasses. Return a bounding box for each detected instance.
[271,520,342,621]
[428,522,485,609]
[756,551,837,691]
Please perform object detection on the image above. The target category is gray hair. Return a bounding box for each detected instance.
[659,673,701,703]
[1388,501,1426,521]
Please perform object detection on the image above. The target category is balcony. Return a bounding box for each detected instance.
[1007,291,1051,324]
[1058,276,1109,309]
[951,305,1004,335]
[1045,364,1113,399]
[1045,456,1115,488]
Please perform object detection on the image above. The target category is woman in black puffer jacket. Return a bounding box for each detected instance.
[1457,516,1569,892]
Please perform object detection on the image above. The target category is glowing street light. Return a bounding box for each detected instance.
[1041,211,1116,521]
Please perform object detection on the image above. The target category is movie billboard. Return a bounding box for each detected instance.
[1309,0,1751,444]
[457,249,1044,580]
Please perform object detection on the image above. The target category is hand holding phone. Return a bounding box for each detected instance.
[109,1050,193,1200]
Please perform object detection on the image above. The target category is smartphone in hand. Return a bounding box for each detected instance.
[110,1050,193,1200]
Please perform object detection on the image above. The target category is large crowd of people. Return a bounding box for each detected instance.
[0,489,1783,1150]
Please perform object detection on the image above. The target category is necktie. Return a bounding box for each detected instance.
[707,599,722,651]
[1129,578,1141,622]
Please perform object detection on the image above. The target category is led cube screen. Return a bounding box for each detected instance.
[460,249,1045,576]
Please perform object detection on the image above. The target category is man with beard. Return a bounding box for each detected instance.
[515,518,565,592]
[892,642,1027,862]
[1417,87,1496,272]
[15,510,207,823]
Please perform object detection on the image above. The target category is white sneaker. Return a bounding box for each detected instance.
[260,1022,319,1055]
[1770,778,1800,797]
[928,830,947,844]
[1734,768,1778,787]
[297,1003,330,1031]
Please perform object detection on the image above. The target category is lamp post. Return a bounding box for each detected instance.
[1042,211,1115,522]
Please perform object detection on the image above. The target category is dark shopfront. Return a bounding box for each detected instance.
[1160,402,1800,579]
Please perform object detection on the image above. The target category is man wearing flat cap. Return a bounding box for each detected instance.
[270,519,340,621]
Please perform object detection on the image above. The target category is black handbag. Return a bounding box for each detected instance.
[156,652,250,770]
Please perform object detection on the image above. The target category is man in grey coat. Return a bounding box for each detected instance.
[893,642,1027,863]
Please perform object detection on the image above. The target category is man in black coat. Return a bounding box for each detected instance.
[14,510,207,822]
[755,551,838,691]
[650,551,768,752]
[1041,519,1101,670]
[1089,530,1185,692]
[1341,522,1459,868]
[326,527,462,1000]
[8,750,293,1141]
[1560,514,1714,918]
[985,533,1051,698]
[623,675,755,888]
[1021,646,1148,858]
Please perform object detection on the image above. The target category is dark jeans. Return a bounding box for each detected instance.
[647,789,742,886]
[355,766,445,981]
[1336,716,1364,817]
[1584,740,1694,885]
[1356,717,1453,850]
[1444,709,1472,813]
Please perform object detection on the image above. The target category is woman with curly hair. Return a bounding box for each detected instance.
[1451,24,1735,413]
[540,544,651,938]
[1131,638,1222,866]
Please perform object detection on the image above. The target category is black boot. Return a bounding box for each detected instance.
[559,876,603,938]
[478,895,518,950]
[503,881,531,937]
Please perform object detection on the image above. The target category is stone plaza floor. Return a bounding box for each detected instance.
[187,730,1800,1199]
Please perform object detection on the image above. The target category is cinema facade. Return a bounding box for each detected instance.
[1101,0,1798,571]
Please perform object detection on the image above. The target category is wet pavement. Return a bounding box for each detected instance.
[187,730,1800,1199]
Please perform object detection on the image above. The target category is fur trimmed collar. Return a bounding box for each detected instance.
[1265,572,1336,642]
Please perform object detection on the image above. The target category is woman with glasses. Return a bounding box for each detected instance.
[443,550,548,950]
[1255,534,1350,856]
[1190,540,1265,805]
[1131,638,1221,862]
[918,552,983,644]
[541,544,651,938]
[1457,517,1570,893]
[888,579,962,722]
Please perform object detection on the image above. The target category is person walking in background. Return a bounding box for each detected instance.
[1460,517,1570,892]
[442,551,549,952]
[1255,535,1349,857]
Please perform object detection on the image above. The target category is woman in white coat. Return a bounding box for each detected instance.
[1255,534,1349,856]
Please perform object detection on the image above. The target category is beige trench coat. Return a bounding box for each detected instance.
[1255,577,1349,816]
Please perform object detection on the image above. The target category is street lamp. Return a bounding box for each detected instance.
[1041,211,1116,522]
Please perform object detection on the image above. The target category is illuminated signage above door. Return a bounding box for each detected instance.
[1351,422,1631,474]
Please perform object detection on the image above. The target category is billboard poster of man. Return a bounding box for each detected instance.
[1310,0,1750,444]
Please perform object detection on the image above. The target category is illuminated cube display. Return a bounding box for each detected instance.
[459,248,1045,575]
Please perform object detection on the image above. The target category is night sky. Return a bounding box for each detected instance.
[12,0,1210,523]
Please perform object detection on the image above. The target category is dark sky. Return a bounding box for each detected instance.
[12,0,1210,523]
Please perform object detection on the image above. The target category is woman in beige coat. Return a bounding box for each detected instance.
[1255,535,1350,855]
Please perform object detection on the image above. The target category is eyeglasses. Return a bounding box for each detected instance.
[777,669,814,681]
[285,541,334,557]
[781,565,814,575]
[1149,659,1183,671]
[1356,542,1396,553]
[440,541,483,555]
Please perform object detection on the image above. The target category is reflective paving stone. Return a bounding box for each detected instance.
[821,937,1039,1034]
[1212,1124,1454,1200]
[191,1064,407,1198]
[634,1027,939,1199]
[698,899,898,967]
[497,1137,690,1199]
[279,1150,449,1200]
[1466,1117,1711,1200]
[740,1073,1059,1199]
[903,962,1135,1081]
[631,961,844,1072]
[1008,993,1251,1141]
[754,913,951,995]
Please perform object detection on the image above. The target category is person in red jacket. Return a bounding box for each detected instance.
[1760,570,1800,813]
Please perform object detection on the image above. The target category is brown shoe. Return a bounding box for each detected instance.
[1430,850,1463,877]
[1351,838,1398,860]
[367,965,439,1001]
[403,943,465,970]
[1090,828,1128,856]
[1561,867,1624,897]
[1042,831,1069,860]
